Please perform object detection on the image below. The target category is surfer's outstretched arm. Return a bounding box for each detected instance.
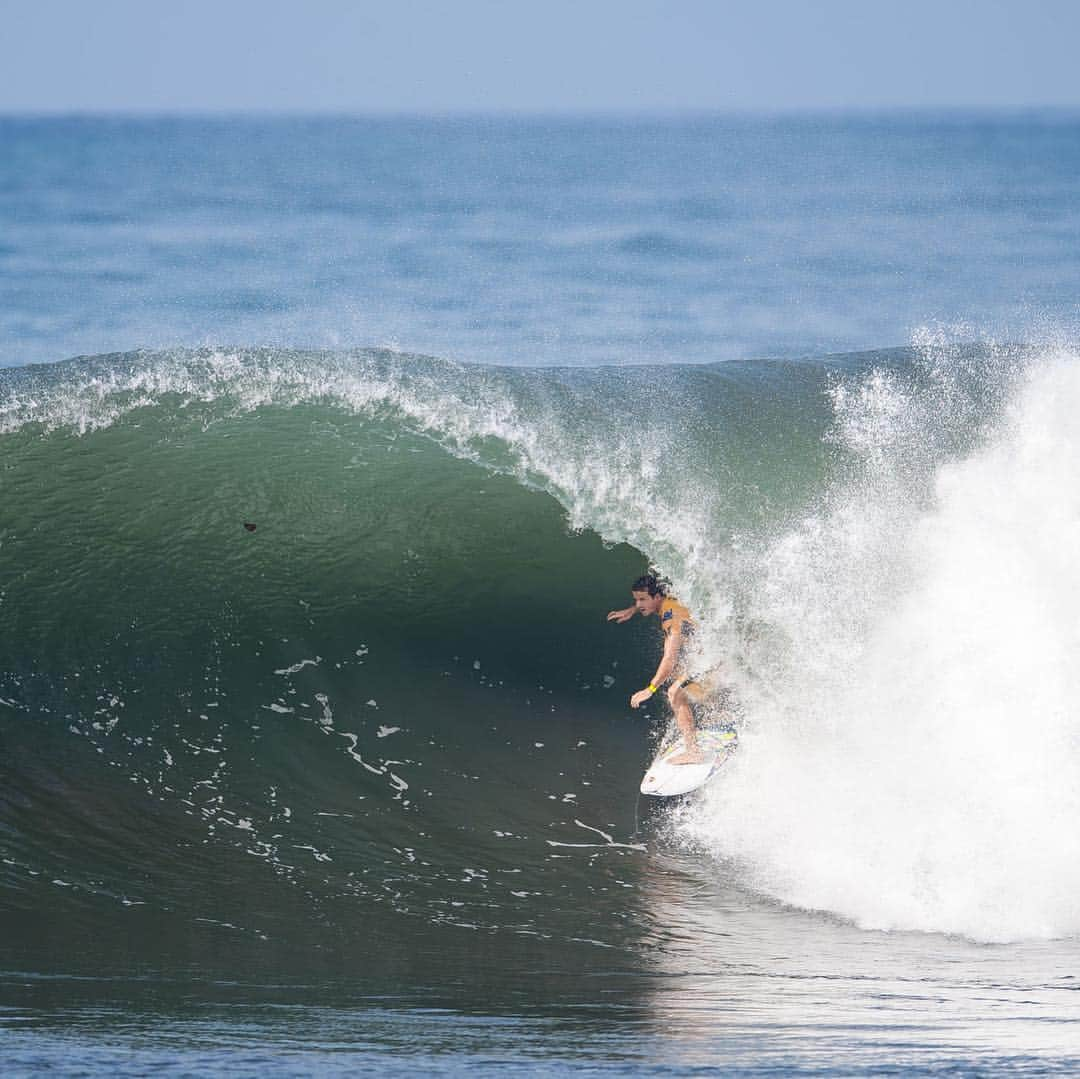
[606,605,637,623]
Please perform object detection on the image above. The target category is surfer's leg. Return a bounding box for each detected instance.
[666,680,704,765]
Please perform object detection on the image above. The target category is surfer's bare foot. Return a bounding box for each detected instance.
[669,749,705,765]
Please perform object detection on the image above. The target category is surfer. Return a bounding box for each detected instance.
[607,574,717,764]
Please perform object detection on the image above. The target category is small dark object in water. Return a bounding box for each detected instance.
[243,522,257,532]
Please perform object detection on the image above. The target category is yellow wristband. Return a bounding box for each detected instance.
[647,682,659,695]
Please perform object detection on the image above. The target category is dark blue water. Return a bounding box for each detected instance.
[3,115,1080,1074]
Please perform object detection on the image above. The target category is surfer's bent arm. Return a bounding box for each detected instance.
[606,605,637,623]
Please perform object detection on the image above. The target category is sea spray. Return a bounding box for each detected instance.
[684,343,1080,941]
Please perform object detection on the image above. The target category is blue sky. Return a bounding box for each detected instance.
[2,0,1078,113]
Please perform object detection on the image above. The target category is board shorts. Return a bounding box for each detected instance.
[673,666,723,703]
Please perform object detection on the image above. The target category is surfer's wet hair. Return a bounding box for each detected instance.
[632,574,667,597]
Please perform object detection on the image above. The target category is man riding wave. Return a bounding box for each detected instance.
[607,574,722,764]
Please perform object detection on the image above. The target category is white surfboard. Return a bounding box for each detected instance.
[640,726,737,797]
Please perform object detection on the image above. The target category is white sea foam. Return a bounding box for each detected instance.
[682,343,1080,941]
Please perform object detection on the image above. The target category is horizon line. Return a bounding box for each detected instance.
[3,103,1080,121]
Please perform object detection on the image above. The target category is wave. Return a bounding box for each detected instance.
[1,336,1078,944]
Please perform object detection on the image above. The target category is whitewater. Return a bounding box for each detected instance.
[687,340,1080,942]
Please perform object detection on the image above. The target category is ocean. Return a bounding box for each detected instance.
[3,113,1080,1074]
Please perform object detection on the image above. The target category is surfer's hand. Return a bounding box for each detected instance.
[607,606,636,623]
[630,688,653,709]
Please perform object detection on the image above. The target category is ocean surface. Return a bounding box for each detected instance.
[3,114,1080,1074]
